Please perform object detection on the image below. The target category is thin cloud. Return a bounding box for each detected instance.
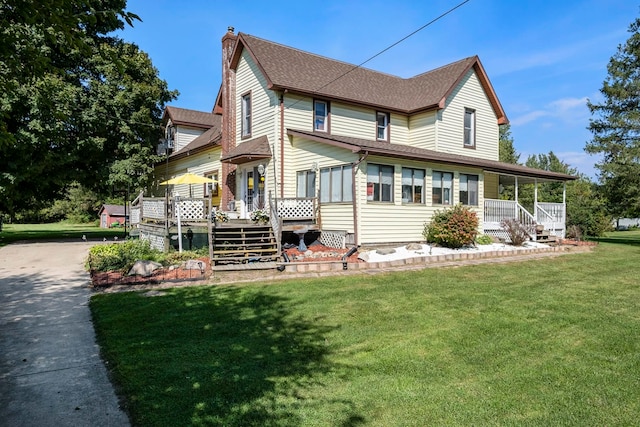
[511,96,588,126]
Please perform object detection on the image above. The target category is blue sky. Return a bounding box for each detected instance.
[119,0,639,179]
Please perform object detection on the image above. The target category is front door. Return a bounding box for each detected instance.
[242,165,266,217]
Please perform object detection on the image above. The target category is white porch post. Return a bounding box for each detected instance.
[534,178,538,219]
[515,176,518,203]
[563,182,567,238]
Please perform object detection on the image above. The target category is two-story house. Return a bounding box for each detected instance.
[155,27,575,248]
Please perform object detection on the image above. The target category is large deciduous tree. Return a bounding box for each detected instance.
[0,1,176,219]
[586,16,640,219]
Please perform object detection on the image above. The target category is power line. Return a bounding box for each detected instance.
[253,0,472,126]
[308,0,472,98]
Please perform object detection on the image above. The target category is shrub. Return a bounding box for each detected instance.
[566,224,582,240]
[500,218,533,246]
[423,204,478,249]
[88,239,160,272]
[475,234,494,245]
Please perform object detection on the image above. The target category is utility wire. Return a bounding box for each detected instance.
[253,0,472,125]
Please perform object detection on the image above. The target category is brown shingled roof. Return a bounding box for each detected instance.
[287,129,575,182]
[220,136,272,164]
[232,33,507,123]
[164,106,217,129]
[169,114,222,160]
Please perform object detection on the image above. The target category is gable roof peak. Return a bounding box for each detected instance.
[227,31,506,122]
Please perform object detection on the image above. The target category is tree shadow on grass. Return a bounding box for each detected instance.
[93,286,364,426]
[592,232,640,247]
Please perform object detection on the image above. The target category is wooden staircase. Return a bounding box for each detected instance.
[534,224,558,244]
[212,221,279,269]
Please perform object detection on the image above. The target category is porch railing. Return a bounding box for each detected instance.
[275,197,317,221]
[484,199,566,241]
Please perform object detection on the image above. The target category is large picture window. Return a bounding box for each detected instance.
[296,170,316,198]
[401,168,424,203]
[367,164,394,202]
[432,171,453,205]
[319,165,352,202]
[314,100,329,132]
[459,174,478,205]
[241,92,251,137]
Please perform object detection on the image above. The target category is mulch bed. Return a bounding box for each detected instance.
[91,257,211,288]
[283,242,362,263]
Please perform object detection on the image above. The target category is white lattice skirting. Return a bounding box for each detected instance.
[140,230,166,251]
[319,230,346,249]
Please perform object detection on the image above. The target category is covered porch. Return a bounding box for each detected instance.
[483,174,569,242]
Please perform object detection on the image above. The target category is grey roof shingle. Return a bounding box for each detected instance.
[233,33,506,121]
[169,114,222,160]
[287,129,576,182]
[164,106,217,129]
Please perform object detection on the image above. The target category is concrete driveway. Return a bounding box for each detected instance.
[0,241,129,427]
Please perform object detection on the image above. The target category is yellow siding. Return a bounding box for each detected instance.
[390,113,409,145]
[408,110,437,150]
[235,50,280,201]
[152,147,222,207]
[319,204,354,233]
[357,155,486,245]
[287,135,358,199]
[331,103,374,139]
[235,50,278,144]
[174,126,205,152]
[437,70,499,160]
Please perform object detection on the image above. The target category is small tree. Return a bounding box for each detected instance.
[423,204,478,249]
[500,218,533,246]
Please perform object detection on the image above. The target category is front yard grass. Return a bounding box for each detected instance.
[0,222,123,247]
[91,231,640,426]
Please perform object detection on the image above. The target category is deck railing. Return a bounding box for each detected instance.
[275,197,317,221]
[484,199,566,240]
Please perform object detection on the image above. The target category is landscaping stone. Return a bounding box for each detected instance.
[376,248,396,255]
[128,260,162,277]
[184,259,206,271]
[405,243,423,251]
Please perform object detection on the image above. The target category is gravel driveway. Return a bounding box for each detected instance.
[0,240,129,427]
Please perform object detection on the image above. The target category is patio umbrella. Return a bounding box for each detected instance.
[159,172,217,185]
[160,173,217,253]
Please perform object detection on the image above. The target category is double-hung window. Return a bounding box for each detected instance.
[401,168,425,203]
[296,170,316,198]
[376,112,389,141]
[314,100,329,132]
[241,92,251,138]
[459,174,478,206]
[319,165,352,202]
[432,171,453,205]
[463,108,475,148]
[367,164,394,202]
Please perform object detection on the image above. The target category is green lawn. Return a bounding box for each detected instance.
[90,231,640,426]
[0,222,124,247]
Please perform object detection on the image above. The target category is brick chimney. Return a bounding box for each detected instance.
[221,26,237,211]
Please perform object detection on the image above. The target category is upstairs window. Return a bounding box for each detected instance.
[367,164,394,202]
[314,100,329,132]
[296,170,316,198]
[459,174,478,206]
[320,164,352,202]
[432,171,453,205]
[241,92,251,138]
[401,168,425,204]
[463,108,475,148]
[376,111,389,141]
